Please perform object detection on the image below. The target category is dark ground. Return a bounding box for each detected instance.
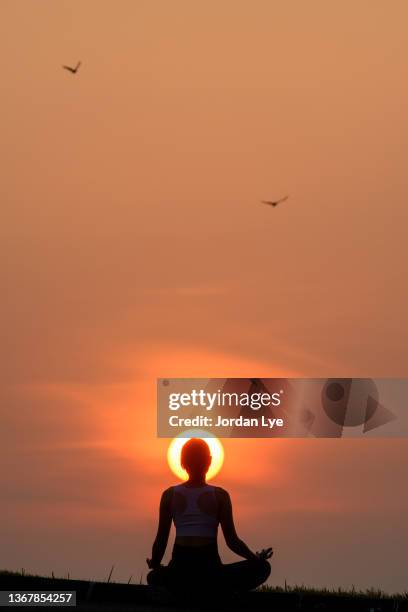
[1,571,407,611]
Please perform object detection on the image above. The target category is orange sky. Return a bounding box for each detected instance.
[1,0,408,592]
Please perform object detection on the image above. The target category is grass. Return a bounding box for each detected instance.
[1,569,407,597]
[1,569,408,609]
[0,568,129,585]
[258,582,408,601]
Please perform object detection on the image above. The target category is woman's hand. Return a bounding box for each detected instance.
[146,557,161,569]
[256,547,273,560]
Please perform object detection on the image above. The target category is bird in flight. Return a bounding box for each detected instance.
[62,61,81,74]
[261,195,289,207]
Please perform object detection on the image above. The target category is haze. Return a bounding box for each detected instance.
[1,0,407,592]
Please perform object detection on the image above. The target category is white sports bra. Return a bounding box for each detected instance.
[171,484,219,538]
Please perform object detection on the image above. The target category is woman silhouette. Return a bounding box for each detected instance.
[147,438,272,594]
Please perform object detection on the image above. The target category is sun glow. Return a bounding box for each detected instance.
[167,429,224,481]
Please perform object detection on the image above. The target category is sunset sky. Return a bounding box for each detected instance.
[1,0,408,593]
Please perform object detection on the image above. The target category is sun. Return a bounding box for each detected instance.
[167,429,224,481]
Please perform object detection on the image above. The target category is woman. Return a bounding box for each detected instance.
[147,438,272,594]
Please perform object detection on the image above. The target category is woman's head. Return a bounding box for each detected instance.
[181,438,212,479]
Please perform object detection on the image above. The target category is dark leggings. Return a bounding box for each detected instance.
[147,543,271,594]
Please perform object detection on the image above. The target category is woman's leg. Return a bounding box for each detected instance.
[221,558,271,592]
[146,566,172,587]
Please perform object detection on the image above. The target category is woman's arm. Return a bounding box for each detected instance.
[146,488,173,569]
[217,488,259,561]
